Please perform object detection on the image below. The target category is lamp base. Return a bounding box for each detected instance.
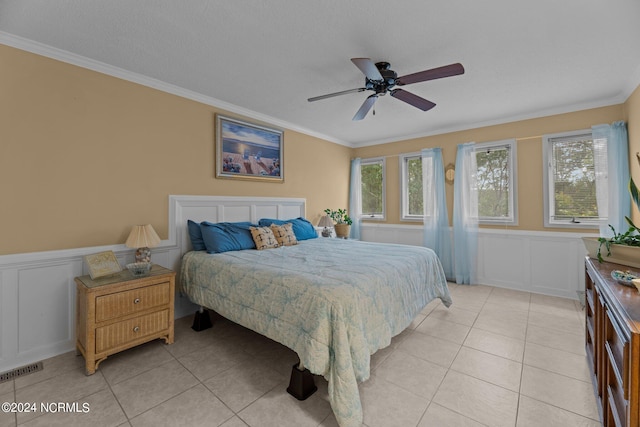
[135,247,151,263]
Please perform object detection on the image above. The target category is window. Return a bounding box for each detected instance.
[474,139,517,225]
[399,153,424,220]
[543,130,601,228]
[360,157,385,219]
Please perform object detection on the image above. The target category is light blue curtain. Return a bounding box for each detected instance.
[453,142,478,284]
[422,148,453,279]
[349,158,362,240]
[593,122,630,237]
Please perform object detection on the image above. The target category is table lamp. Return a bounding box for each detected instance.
[125,224,161,263]
[318,215,334,238]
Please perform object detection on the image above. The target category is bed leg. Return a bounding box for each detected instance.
[191,307,213,331]
[286,363,317,400]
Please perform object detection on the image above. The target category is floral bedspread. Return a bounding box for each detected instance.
[179,238,451,427]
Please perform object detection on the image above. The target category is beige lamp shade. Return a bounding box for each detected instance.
[318,215,334,237]
[318,215,334,228]
[126,225,161,263]
[125,224,161,249]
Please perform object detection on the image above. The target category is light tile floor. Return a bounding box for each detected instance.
[0,283,602,427]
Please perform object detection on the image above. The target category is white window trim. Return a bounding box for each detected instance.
[399,152,423,222]
[474,139,518,226]
[360,157,386,221]
[542,129,599,229]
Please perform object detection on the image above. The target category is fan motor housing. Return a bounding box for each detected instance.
[365,61,398,93]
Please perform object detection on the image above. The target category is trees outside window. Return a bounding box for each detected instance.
[543,130,600,227]
[400,154,423,220]
[475,140,517,225]
[360,158,385,219]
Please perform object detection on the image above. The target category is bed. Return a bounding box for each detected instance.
[171,196,451,427]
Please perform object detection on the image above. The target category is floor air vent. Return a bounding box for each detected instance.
[0,361,43,383]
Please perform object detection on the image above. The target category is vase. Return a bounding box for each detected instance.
[582,237,640,268]
[334,223,351,239]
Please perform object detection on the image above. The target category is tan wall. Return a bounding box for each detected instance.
[353,105,625,232]
[2,43,637,255]
[0,45,351,255]
[624,84,640,224]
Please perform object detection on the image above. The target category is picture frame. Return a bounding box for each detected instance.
[216,115,284,182]
[84,250,122,279]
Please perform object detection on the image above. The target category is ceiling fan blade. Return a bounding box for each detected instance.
[353,94,378,121]
[397,63,465,86]
[308,87,366,102]
[390,89,436,111]
[351,58,383,81]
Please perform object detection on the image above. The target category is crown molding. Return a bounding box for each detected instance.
[0,31,351,148]
[3,31,637,150]
[351,97,626,148]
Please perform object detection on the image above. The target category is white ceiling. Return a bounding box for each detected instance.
[1,0,640,147]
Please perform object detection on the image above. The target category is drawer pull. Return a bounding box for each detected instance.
[133,326,140,333]
[133,298,140,304]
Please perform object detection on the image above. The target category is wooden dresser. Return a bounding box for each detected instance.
[585,257,640,427]
[75,264,175,375]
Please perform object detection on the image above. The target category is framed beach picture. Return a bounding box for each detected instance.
[216,115,284,182]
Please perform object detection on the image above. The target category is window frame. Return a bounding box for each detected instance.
[359,157,386,221]
[399,152,423,221]
[474,139,518,225]
[542,129,599,229]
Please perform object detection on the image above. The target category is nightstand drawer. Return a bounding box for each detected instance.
[95,309,169,353]
[95,281,170,322]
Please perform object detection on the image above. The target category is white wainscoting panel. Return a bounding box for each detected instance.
[0,200,593,374]
[477,233,528,288]
[529,235,588,298]
[18,263,76,355]
[362,222,596,299]
[0,195,307,373]
[0,246,154,373]
[360,223,424,246]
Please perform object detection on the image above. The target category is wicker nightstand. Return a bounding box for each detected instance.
[75,264,175,375]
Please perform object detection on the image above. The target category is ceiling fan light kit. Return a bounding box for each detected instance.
[308,58,465,121]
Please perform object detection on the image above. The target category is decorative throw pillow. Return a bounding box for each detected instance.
[200,221,257,253]
[270,223,298,246]
[258,217,318,240]
[187,220,206,251]
[250,226,279,250]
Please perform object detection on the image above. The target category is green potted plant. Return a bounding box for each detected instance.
[324,208,353,239]
[583,178,640,268]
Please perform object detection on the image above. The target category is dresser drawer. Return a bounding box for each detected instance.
[95,282,170,322]
[95,309,169,353]
[605,308,630,399]
[607,359,627,427]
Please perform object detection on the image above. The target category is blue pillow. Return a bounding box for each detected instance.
[200,221,257,253]
[187,220,206,251]
[258,217,318,241]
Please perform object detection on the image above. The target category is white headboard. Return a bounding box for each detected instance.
[168,195,306,255]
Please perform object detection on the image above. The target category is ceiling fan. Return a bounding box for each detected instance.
[308,58,464,121]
